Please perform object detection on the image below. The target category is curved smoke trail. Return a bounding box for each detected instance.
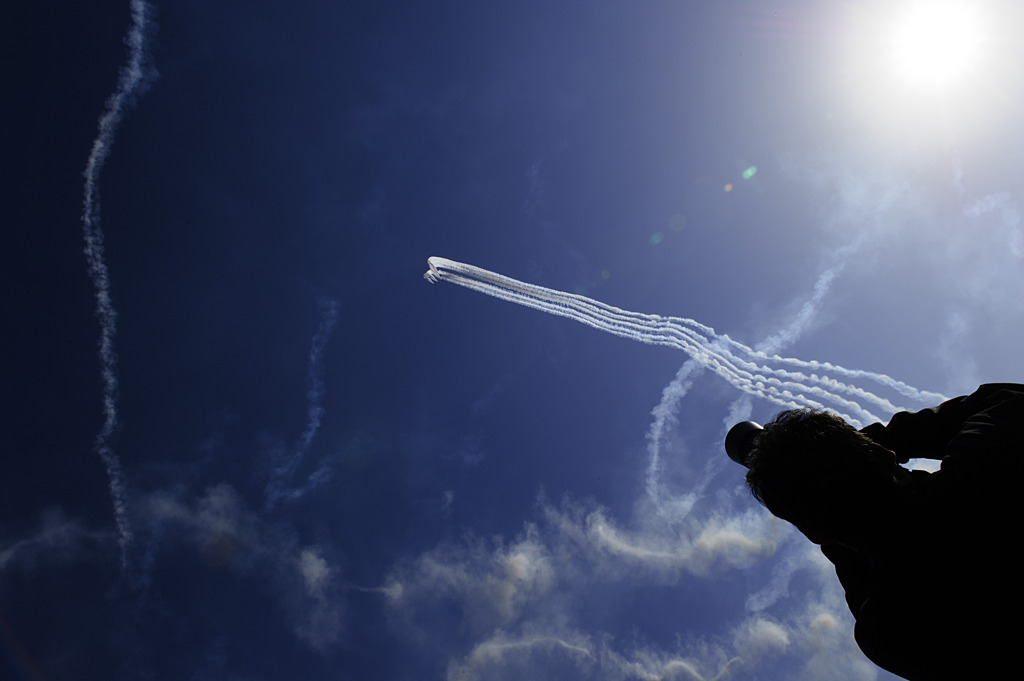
[80,0,156,573]
[264,296,340,513]
[645,241,855,516]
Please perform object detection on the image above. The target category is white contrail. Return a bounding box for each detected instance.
[424,256,945,428]
[265,297,339,512]
[644,358,699,511]
[647,240,855,513]
[756,250,850,356]
[80,0,156,573]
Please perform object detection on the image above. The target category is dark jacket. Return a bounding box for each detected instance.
[823,383,1024,680]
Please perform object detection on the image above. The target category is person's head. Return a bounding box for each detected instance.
[745,410,898,545]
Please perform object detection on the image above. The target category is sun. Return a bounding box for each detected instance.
[888,2,986,88]
[840,0,1011,142]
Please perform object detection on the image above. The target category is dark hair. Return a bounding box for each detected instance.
[745,410,889,524]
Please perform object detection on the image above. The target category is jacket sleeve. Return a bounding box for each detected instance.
[820,543,872,616]
[859,383,1024,464]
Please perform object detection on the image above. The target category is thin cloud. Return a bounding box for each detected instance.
[963,191,1022,258]
[449,632,595,681]
[953,189,1024,321]
[383,489,872,680]
[934,309,981,393]
[0,510,112,574]
[780,148,1024,391]
[561,506,778,579]
[442,606,863,681]
[522,144,568,220]
[386,523,556,637]
[148,484,345,652]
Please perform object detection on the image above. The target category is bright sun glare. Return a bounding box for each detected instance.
[889,2,985,88]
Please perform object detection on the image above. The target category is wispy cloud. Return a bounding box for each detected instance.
[954,189,1024,313]
[0,510,112,573]
[522,144,568,220]
[80,0,157,574]
[963,191,1023,258]
[449,632,596,681]
[779,148,1024,391]
[384,492,872,681]
[934,309,980,393]
[148,483,345,652]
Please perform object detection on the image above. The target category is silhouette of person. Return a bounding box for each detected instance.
[741,383,1024,681]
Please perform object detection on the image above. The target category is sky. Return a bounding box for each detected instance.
[4,1,1024,679]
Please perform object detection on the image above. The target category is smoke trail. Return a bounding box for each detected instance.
[80,0,156,573]
[756,246,853,357]
[646,239,857,512]
[265,296,340,512]
[644,358,699,511]
[296,297,339,456]
[424,257,945,428]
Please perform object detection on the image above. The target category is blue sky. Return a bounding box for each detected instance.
[5,1,1024,679]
